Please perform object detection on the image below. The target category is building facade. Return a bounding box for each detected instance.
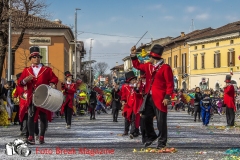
[2,15,86,88]
[188,21,240,90]
[161,28,212,90]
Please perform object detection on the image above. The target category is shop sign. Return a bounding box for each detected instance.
[29,37,51,45]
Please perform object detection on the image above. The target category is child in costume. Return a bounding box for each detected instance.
[200,90,212,126]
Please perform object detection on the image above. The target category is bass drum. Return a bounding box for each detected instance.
[33,84,63,112]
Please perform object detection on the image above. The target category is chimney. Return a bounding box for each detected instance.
[54,19,62,24]
[181,32,185,37]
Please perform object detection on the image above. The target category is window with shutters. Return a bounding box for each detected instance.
[216,42,219,46]
[182,53,187,74]
[201,54,205,69]
[228,51,235,66]
[174,55,178,68]
[168,57,172,67]
[230,40,234,44]
[214,53,221,68]
[39,46,48,64]
[194,55,197,70]
[195,46,197,50]
[202,45,205,49]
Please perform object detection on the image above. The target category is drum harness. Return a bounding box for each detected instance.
[28,83,35,118]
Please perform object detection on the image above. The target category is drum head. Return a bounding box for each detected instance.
[33,85,49,106]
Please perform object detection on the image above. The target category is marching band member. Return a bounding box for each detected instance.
[224,75,236,126]
[131,44,174,149]
[60,71,77,129]
[121,71,139,138]
[18,46,58,144]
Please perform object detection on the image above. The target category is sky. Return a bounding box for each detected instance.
[46,0,240,72]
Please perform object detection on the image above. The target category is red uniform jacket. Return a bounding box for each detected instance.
[60,83,77,114]
[224,84,236,111]
[18,66,58,122]
[13,85,28,122]
[121,84,135,121]
[131,57,174,113]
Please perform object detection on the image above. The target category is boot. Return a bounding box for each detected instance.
[27,136,35,145]
[39,136,45,144]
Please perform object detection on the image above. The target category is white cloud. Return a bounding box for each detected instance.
[186,6,196,13]
[196,13,209,20]
[164,16,174,20]
[147,4,162,10]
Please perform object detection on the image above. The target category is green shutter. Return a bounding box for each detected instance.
[40,48,47,64]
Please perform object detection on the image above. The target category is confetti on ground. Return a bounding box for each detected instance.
[225,148,240,156]
[133,148,177,153]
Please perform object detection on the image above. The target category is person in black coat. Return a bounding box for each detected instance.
[111,83,121,122]
[89,87,97,120]
[194,87,202,122]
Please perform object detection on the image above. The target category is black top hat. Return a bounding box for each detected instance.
[64,71,73,78]
[29,46,42,59]
[30,46,40,54]
[16,73,22,79]
[225,75,231,83]
[125,71,136,82]
[149,44,164,58]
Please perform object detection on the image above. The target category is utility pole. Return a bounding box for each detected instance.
[74,8,81,80]
[89,39,93,86]
[7,0,12,81]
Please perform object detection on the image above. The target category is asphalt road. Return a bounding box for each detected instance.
[0,108,240,160]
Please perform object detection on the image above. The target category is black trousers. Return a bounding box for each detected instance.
[144,95,167,146]
[226,107,235,126]
[124,113,136,134]
[64,106,73,125]
[13,105,20,122]
[112,107,119,121]
[140,116,147,143]
[194,105,201,120]
[90,104,96,118]
[22,113,39,138]
[28,106,47,137]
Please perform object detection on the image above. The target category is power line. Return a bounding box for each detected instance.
[78,31,152,39]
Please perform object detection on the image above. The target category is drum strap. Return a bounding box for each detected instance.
[29,83,35,117]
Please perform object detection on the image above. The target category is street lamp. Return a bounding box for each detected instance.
[89,39,93,86]
[7,0,12,81]
[74,8,81,80]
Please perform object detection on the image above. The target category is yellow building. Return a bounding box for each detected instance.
[187,21,240,90]
[161,28,212,90]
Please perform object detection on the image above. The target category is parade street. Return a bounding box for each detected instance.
[0,108,240,160]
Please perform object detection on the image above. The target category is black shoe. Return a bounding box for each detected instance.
[92,117,96,120]
[156,144,166,149]
[194,119,196,122]
[122,131,128,136]
[129,134,134,139]
[144,137,158,147]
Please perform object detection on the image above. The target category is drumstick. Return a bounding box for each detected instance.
[135,31,148,46]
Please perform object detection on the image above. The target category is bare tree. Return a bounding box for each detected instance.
[0,0,48,77]
[93,62,109,76]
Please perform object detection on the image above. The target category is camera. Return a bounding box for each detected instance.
[5,139,31,157]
